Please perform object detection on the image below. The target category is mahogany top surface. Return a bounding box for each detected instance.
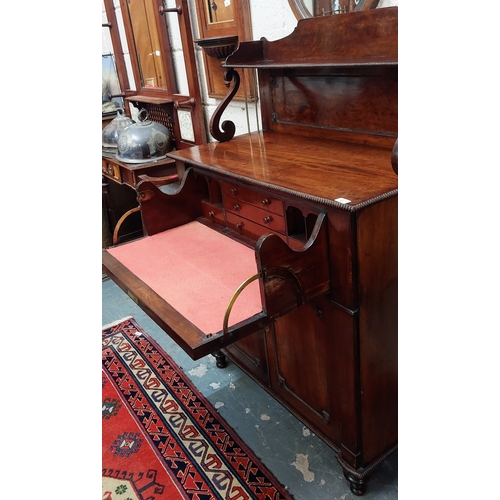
[168,131,397,209]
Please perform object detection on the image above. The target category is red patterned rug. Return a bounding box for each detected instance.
[102,317,294,500]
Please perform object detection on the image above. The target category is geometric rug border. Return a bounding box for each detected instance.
[103,317,294,500]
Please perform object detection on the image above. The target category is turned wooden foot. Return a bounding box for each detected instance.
[343,470,367,496]
[212,350,228,368]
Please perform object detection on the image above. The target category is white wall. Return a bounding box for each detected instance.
[196,0,298,139]
[102,0,398,141]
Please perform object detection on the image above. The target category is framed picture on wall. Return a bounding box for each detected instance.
[102,54,124,116]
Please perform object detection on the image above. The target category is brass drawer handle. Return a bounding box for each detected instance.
[236,222,244,229]
[263,216,273,224]
[261,199,270,205]
[208,211,215,217]
[233,204,240,211]
[231,187,237,194]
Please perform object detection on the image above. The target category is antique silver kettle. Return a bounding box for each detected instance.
[116,108,173,163]
[102,108,135,157]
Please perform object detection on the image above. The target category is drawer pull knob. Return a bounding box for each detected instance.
[231,188,237,194]
[263,216,273,224]
[261,199,270,205]
[236,222,244,229]
[233,204,240,211]
[208,211,215,217]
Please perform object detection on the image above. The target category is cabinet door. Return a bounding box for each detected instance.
[224,329,270,387]
[266,295,357,447]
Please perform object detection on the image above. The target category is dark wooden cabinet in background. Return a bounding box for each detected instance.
[103,7,398,495]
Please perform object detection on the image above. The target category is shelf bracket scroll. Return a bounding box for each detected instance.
[209,68,240,142]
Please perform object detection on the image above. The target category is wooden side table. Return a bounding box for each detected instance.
[102,155,178,246]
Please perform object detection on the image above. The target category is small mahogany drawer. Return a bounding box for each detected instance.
[223,195,286,234]
[220,181,284,216]
[226,212,287,243]
[201,201,226,226]
[102,159,122,183]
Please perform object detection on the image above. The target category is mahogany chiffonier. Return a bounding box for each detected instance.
[103,7,398,495]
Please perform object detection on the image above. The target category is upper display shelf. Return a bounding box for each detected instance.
[223,6,397,69]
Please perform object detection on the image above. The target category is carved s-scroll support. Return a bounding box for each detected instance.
[209,68,240,142]
[256,212,330,319]
[136,168,208,236]
[391,138,398,175]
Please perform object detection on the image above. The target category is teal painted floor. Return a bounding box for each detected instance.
[102,277,398,500]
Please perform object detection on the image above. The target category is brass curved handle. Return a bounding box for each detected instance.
[222,273,260,336]
[112,206,141,245]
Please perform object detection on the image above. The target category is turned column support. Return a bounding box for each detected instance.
[212,350,228,368]
[343,470,368,496]
[337,443,398,496]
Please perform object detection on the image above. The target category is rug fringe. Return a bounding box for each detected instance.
[102,316,134,330]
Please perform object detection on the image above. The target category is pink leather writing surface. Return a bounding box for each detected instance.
[107,221,262,334]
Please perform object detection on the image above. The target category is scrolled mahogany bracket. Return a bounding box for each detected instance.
[391,138,398,175]
[209,68,240,142]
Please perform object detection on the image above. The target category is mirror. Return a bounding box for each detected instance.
[288,0,379,19]
[125,0,170,89]
[206,0,235,24]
